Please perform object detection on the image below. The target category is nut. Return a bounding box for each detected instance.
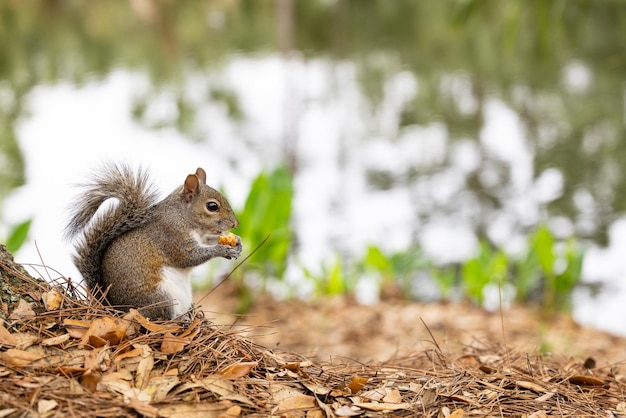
[218,233,238,247]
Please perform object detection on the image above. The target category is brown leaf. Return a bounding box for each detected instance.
[382,388,402,404]
[79,316,130,347]
[158,403,228,418]
[88,334,108,348]
[160,332,190,355]
[114,347,143,363]
[179,317,202,338]
[127,395,159,418]
[0,349,44,367]
[63,319,91,339]
[0,323,16,346]
[347,375,368,394]
[334,405,363,416]
[421,388,437,406]
[145,375,181,401]
[179,375,254,406]
[218,405,242,418]
[360,387,386,401]
[534,390,557,402]
[516,380,549,393]
[449,409,465,418]
[568,375,608,388]
[128,309,181,333]
[37,399,58,415]
[135,353,155,390]
[58,366,87,376]
[8,299,35,320]
[80,372,101,393]
[220,362,257,379]
[455,354,480,369]
[351,402,412,411]
[301,380,332,396]
[277,393,317,414]
[40,333,70,347]
[42,289,63,311]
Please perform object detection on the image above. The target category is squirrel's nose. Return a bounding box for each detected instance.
[232,217,239,229]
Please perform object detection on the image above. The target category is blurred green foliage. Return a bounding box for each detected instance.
[305,257,348,297]
[0,1,605,313]
[462,242,508,306]
[4,219,32,253]
[1,1,625,245]
[235,166,293,281]
[359,245,430,299]
[352,223,583,313]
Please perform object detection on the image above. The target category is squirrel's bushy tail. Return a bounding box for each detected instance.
[65,163,158,289]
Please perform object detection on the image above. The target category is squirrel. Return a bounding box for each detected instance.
[65,163,242,320]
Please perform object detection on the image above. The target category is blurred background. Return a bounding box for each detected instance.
[1,1,626,335]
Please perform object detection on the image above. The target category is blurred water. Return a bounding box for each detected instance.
[4,56,626,336]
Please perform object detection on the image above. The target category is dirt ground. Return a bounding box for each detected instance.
[197,285,626,367]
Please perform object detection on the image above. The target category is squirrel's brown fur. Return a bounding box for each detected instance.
[65,164,241,320]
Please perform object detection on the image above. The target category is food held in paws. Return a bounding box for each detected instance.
[218,233,238,247]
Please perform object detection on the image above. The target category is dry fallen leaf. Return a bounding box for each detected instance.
[448,408,465,418]
[516,380,549,393]
[382,388,402,403]
[347,375,368,394]
[8,299,35,320]
[334,405,363,416]
[220,362,257,379]
[135,352,155,390]
[0,323,17,346]
[178,375,254,406]
[114,347,144,363]
[40,333,70,347]
[79,316,130,347]
[301,380,332,396]
[0,348,45,367]
[80,372,101,393]
[534,389,557,402]
[218,405,242,418]
[128,309,181,333]
[37,399,58,415]
[276,393,317,415]
[568,375,608,388]
[160,332,191,355]
[421,388,438,406]
[179,317,202,338]
[63,319,91,338]
[359,387,386,401]
[351,402,412,412]
[455,354,481,369]
[42,289,63,311]
[158,403,228,418]
[100,374,158,417]
[144,375,181,401]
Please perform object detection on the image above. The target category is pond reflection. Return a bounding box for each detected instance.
[2,1,626,333]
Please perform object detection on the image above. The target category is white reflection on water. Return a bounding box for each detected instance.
[3,56,626,335]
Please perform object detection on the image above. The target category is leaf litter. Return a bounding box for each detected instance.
[1,245,626,417]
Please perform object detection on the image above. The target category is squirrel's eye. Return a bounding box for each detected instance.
[206,201,219,212]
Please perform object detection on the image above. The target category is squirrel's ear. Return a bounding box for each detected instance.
[195,168,207,184]
[183,174,200,203]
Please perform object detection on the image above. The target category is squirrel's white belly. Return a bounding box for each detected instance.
[159,266,193,318]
